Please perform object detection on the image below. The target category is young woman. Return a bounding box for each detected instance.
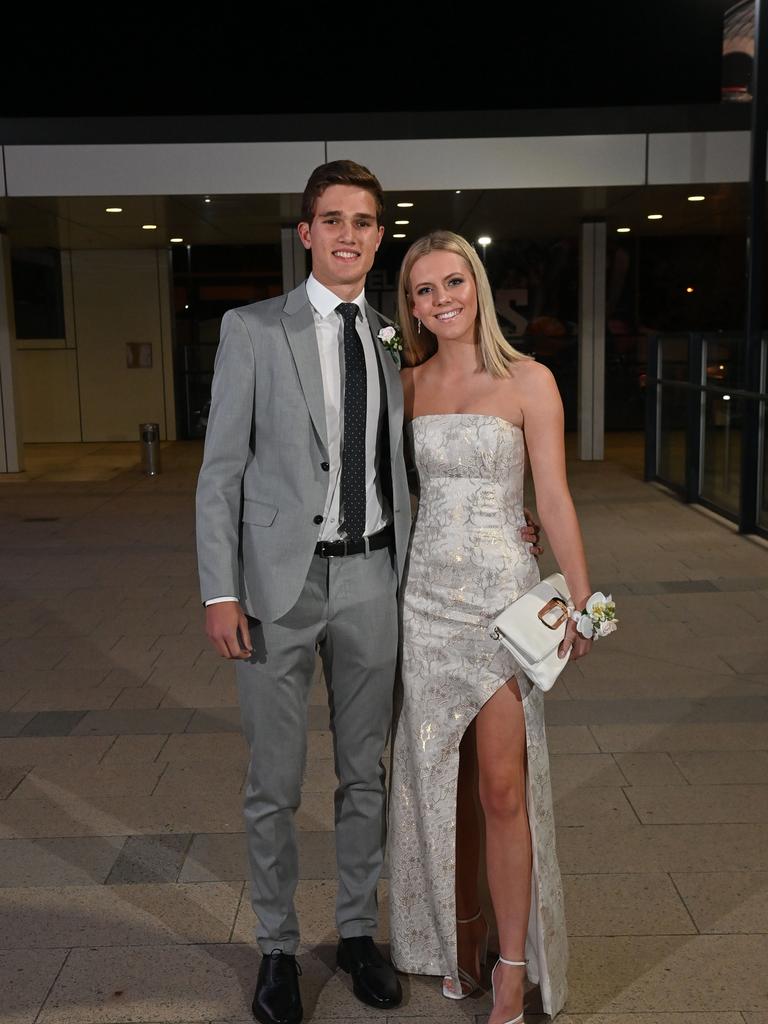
[388,231,594,1024]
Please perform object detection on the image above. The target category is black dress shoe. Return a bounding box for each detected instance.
[337,935,402,1009]
[252,950,302,1024]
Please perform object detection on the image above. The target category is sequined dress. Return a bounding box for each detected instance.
[388,414,568,1017]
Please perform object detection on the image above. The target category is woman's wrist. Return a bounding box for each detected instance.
[568,590,619,640]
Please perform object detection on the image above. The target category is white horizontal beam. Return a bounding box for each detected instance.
[647,131,751,184]
[328,135,648,190]
[2,131,757,197]
[3,142,327,196]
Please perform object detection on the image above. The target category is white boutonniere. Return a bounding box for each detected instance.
[377,325,404,366]
[571,592,619,640]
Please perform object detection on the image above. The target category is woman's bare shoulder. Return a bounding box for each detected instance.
[513,357,558,395]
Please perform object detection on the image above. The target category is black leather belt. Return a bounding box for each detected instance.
[315,523,394,558]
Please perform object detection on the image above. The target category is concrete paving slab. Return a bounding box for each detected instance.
[671,871,768,933]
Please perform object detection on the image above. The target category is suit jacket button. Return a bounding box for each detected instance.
[321,461,330,471]
[313,514,324,524]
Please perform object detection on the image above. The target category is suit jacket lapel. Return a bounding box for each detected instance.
[281,285,328,450]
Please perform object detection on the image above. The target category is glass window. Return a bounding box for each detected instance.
[759,401,768,531]
[701,392,742,516]
[659,335,689,382]
[11,248,65,339]
[658,384,689,490]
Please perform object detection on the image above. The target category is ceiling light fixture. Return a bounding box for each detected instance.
[617,227,631,233]
[393,233,406,239]
[170,237,183,243]
[397,202,414,208]
[687,195,705,202]
[395,220,410,225]
[142,224,157,230]
[105,207,122,213]
[647,214,663,220]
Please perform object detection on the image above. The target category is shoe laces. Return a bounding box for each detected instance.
[267,949,302,978]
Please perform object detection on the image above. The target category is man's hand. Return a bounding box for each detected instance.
[521,507,544,558]
[205,601,252,659]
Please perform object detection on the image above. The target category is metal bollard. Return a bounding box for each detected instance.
[140,422,161,476]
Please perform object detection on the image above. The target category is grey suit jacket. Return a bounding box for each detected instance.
[196,282,412,623]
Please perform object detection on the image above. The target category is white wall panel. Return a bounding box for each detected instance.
[4,142,326,196]
[327,135,647,190]
[71,250,168,442]
[17,349,81,442]
[0,234,23,471]
[648,131,750,184]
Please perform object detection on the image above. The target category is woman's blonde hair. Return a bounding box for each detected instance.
[396,230,527,376]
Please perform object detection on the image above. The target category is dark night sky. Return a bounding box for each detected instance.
[3,0,733,117]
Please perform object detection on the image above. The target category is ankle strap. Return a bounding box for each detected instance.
[456,909,483,924]
[498,956,527,967]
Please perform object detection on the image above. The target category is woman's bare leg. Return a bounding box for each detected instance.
[455,723,481,919]
[446,723,486,993]
[475,677,530,1024]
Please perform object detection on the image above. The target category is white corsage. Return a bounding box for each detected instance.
[377,324,404,365]
[570,592,618,640]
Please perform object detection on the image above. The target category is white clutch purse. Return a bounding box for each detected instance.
[489,573,571,692]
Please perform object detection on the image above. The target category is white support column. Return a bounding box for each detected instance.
[0,232,23,473]
[281,227,307,292]
[578,220,606,461]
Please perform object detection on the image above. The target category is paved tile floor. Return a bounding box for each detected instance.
[1,436,767,1024]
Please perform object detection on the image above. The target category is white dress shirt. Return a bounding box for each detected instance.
[206,275,391,606]
[306,274,390,543]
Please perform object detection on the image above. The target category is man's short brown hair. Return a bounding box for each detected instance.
[300,160,385,225]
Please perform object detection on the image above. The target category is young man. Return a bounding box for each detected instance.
[196,160,410,1024]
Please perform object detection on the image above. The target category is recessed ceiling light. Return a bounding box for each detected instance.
[686,286,695,293]
[688,195,705,202]
[477,236,492,246]
[647,214,663,220]
[617,227,631,233]
[397,202,414,208]
[455,190,462,194]
[170,237,184,243]
[105,207,122,213]
[184,304,190,310]
[204,197,212,203]
[142,224,157,230]
[395,220,410,225]
[392,233,406,239]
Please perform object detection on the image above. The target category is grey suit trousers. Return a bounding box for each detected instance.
[236,544,398,954]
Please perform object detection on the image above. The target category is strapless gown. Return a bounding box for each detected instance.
[388,414,568,1017]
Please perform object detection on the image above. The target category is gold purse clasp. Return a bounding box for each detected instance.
[538,598,568,630]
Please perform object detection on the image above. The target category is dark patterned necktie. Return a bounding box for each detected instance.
[336,302,367,542]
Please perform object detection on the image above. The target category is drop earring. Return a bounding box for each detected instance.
[417,318,422,334]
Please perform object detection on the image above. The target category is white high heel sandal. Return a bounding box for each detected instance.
[490,955,528,1024]
[441,909,489,1000]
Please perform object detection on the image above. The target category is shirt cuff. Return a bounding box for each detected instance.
[204,596,239,606]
